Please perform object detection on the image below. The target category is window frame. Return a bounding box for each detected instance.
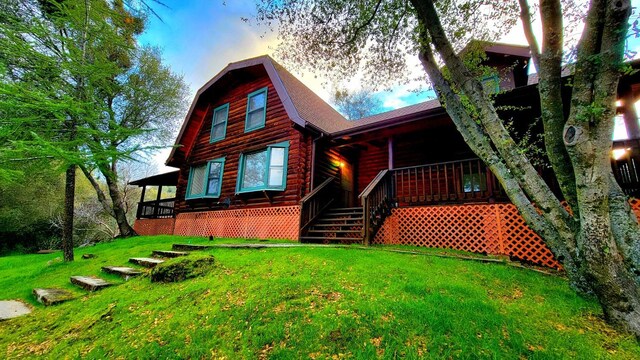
[244,87,268,133]
[235,141,289,194]
[185,157,226,200]
[210,103,229,143]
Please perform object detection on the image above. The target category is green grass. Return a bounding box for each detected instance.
[0,235,638,359]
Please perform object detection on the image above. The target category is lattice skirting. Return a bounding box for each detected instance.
[133,218,176,236]
[373,204,560,268]
[173,206,300,240]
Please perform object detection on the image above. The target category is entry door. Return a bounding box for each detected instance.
[340,160,355,207]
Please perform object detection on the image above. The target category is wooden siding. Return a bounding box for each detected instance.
[175,69,310,212]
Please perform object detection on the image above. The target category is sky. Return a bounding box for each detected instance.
[137,0,640,174]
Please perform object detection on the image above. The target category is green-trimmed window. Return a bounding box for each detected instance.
[245,87,268,132]
[210,103,229,143]
[186,158,225,199]
[236,141,289,193]
[481,74,500,94]
[463,173,487,193]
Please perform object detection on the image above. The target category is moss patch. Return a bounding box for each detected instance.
[150,255,215,283]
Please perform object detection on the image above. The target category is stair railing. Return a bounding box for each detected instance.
[359,169,394,245]
[299,177,337,239]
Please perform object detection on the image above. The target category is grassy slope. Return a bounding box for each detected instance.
[0,236,638,359]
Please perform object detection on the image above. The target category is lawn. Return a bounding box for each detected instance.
[0,235,638,359]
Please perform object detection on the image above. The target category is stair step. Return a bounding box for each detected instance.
[330,207,362,211]
[33,288,75,306]
[324,211,362,216]
[101,266,143,280]
[172,244,214,251]
[308,229,362,234]
[310,223,364,228]
[300,236,363,242]
[316,217,363,222]
[70,276,113,292]
[129,257,164,268]
[152,250,189,258]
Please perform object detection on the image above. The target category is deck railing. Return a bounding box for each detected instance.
[136,198,176,219]
[392,158,504,205]
[613,139,640,197]
[359,169,394,245]
[299,177,338,238]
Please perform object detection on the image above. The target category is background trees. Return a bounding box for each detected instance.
[255,0,640,336]
[332,88,383,120]
[0,0,186,258]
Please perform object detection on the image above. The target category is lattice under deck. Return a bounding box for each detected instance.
[173,206,300,240]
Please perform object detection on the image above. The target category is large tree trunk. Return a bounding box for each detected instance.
[62,164,75,262]
[412,0,640,336]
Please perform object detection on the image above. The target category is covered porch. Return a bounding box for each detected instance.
[129,170,179,219]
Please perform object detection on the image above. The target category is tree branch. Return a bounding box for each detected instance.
[518,0,541,72]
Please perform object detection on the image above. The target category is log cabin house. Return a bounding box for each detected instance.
[131,43,640,269]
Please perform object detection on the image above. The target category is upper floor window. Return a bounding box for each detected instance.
[245,87,268,132]
[186,158,225,199]
[210,103,229,143]
[236,141,289,193]
[481,74,500,94]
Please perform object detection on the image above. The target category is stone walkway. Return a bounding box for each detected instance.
[0,300,31,320]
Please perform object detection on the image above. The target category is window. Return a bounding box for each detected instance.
[463,173,487,193]
[186,158,225,199]
[481,74,500,94]
[245,87,268,132]
[210,103,229,143]
[236,141,289,193]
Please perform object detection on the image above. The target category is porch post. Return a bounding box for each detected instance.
[388,136,394,170]
[137,185,146,219]
[154,185,163,218]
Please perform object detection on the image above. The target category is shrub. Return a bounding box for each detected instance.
[150,255,215,283]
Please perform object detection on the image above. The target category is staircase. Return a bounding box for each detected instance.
[300,207,363,244]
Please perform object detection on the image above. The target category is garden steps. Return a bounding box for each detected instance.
[129,257,164,268]
[70,276,113,292]
[152,250,189,258]
[101,266,143,280]
[172,244,214,251]
[33,288,75,306]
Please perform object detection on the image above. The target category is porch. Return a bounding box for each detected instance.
[130,170,179,219]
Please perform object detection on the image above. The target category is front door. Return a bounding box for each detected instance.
[340,160,355,207]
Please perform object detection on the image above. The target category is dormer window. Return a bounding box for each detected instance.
[210,103,229,143]
[245,87,268,132]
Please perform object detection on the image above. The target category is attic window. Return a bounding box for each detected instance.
[186,158,225,199]
[210,103,229,143]
[236,141,289,193]
[245,87,268,132]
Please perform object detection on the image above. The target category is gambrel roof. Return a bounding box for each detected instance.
[166,55,351,166]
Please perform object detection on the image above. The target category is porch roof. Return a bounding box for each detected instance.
[129,170,179,187]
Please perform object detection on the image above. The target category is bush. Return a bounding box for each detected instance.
[150,255,215,283]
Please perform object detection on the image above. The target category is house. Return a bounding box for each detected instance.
[131,43,640,269]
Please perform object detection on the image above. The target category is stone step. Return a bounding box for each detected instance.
[101,266,143,280]
[33,288,75,306]
[70,276,113,292]
[172,244,214,251]
[0,300,31,320]
[129,257,164,268]
[152,250,189,258]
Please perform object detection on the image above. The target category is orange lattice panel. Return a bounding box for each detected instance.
[173,206,300,240]
[374,204,561,269]
[133,218,176,236]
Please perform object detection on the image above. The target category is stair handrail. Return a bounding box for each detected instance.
[359,169,394,245]
[299,176,337,238]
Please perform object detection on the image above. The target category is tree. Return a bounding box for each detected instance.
[79,47,188,237]
[332,88,383,120]
[255,0,640,335]
[0,0,158,259]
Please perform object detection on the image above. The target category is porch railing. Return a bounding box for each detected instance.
[359,169,394,245]
[299,177,337,238]
[612,139,640,197]
[360,158,504,244]
[136,198,176,219]
[392,158,503,205]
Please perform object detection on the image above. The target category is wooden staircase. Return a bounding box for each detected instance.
[300,207,363,244]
